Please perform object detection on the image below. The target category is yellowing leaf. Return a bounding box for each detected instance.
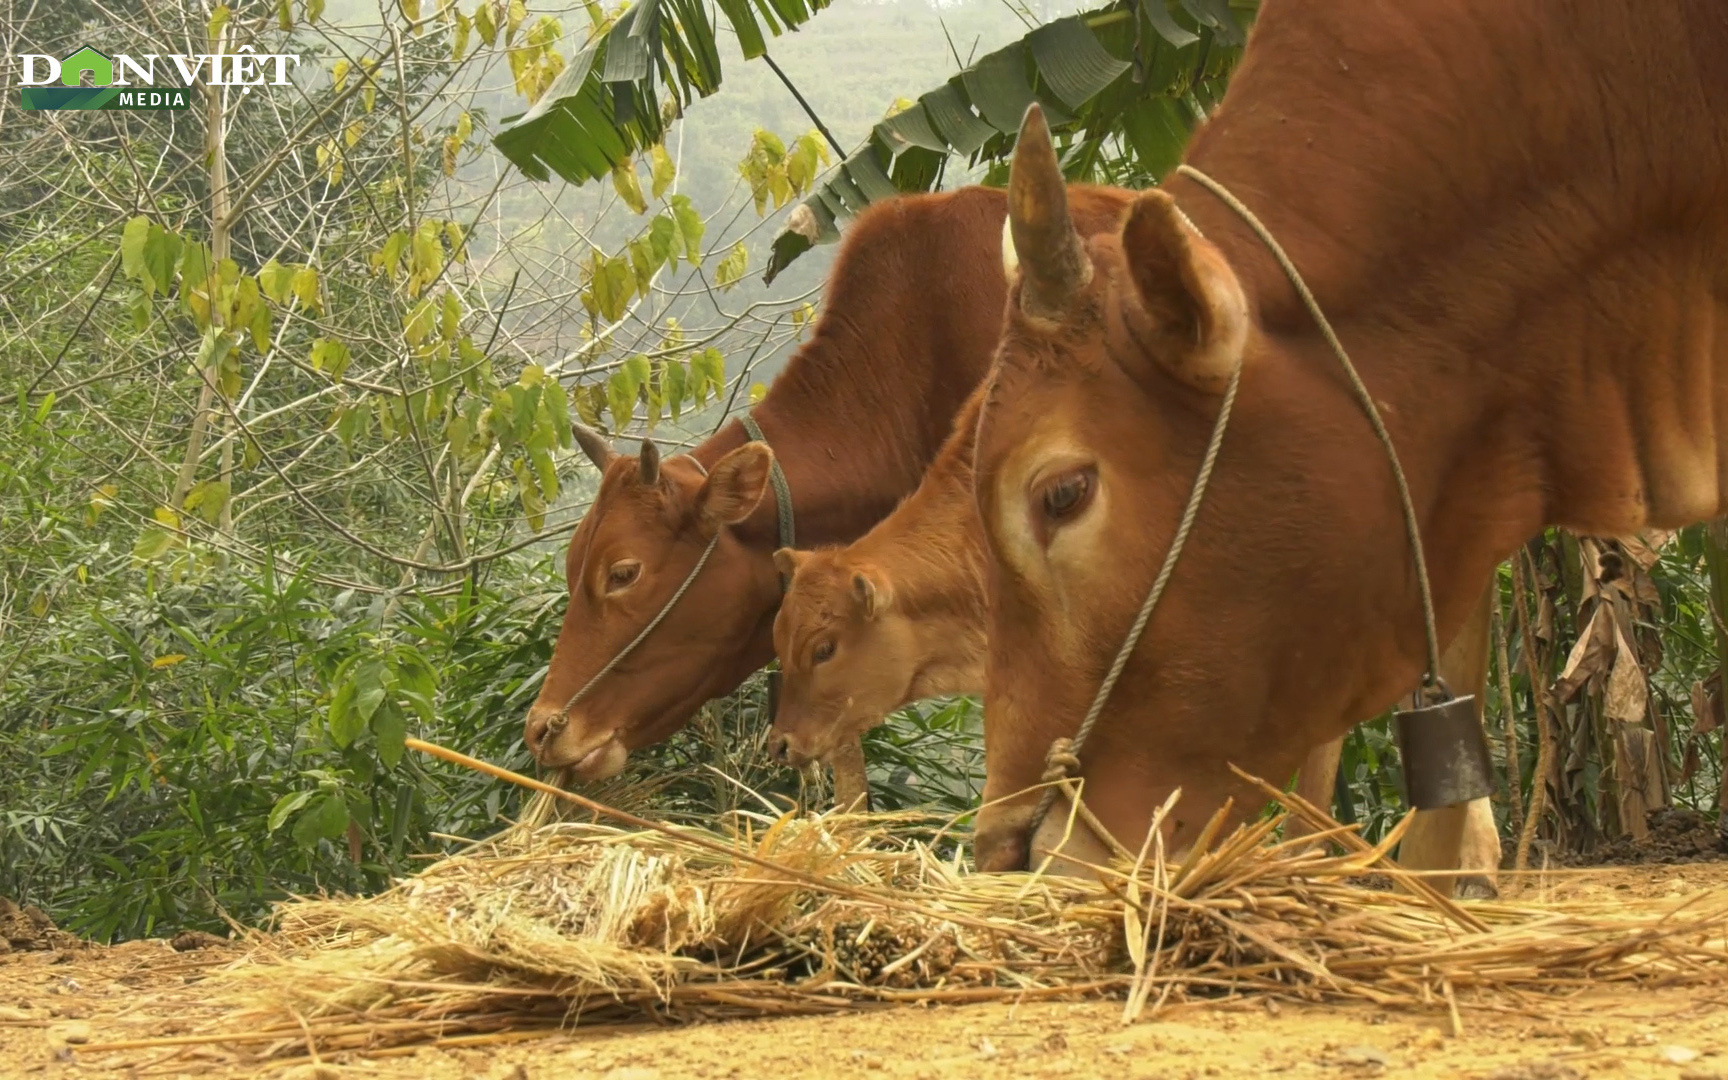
[152,653,188,669]
[473,0,497,45]
[290,266,322,313]
[305,0,326,22]
[257,259,296,304]
[453,8,472,59]
[611,158,647,214]
[403,298,436,346]
[344,119,364,148]
[207,3,232,45]
[649,143,675,200]
[749,381,767,404]
[715,242,748,291]
[331,58,350,92]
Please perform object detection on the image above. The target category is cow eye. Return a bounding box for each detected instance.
[605,560,641,592]
[813,641,835,664]
[1039,468,1095,522]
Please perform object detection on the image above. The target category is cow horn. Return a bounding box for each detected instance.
[573,421,615,471]
[1007,104,1091,320]
[638,438,660,485]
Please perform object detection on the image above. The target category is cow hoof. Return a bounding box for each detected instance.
[1453,874,1499,900]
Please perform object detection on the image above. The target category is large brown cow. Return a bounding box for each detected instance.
[970,0,1728,873]
[769,377,1501,893]
[523,185,1133,782]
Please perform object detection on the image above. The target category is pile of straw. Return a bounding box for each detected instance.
[149,745,1728,1063]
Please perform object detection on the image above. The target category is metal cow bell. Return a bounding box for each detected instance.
[1393,692,1496,810]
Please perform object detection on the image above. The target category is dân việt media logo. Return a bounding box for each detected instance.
[19,45,301,111]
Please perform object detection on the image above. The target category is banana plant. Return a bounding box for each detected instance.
[491,0,1260,280]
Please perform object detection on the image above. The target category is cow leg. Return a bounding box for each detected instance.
[1397,579,1501,899]
[1286,737,1345,849]
[828,735,871,813]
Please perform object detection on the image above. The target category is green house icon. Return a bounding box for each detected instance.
[60,46,113,88]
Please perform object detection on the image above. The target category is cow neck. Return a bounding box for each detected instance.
[1166,5,1727,547]
[694,346,955,556]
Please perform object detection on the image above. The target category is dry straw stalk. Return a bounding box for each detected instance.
[102,740,1728,1067]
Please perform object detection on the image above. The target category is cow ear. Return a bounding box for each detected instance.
[698,442,773,529]
[851,569,891,620]
[1119,190,1248,394]
[772,547,808,582]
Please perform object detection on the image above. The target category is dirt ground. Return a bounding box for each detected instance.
[4,863,1728,1080]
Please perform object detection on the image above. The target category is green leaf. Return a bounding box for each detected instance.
[544,376,572,449]
[182,479,230,525]
[278,0,294,30]
[131,527,177,563]
[354,659,389,723]
[662,360,686,422]
[249,302,273,353]
[513,458,547,529]
[120,216,152,292]
[372,704,407,770]
[291,794,349,847]
[195,327,236,382]
[590,254,634,323]
[309,338,352,381]
[648,214,676,267]
[670,195,705,265]
[257,259,296,303]
[268,790,315,833]
[328,677,361,747]
[440,292,461,341]
[690,347,724,407]
[606,368,637,429]
[530,446,559,502]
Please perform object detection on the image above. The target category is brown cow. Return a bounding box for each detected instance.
[523,185,1133,783]
[769,375,1501,892]
[970,0,1728,874]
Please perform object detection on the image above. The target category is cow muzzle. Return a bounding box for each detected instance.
[525,703,628,780]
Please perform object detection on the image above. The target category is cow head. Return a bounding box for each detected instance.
[765,547,912,766]
[970,104,1467,873]
[523,428,778,780]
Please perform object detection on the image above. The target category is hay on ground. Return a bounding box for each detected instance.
[128,757,1728,1068]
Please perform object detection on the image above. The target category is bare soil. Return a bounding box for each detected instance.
[1570,809,1728,867]
[3,864,1728,1079]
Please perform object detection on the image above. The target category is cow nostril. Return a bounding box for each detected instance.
[768,734,790,764]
